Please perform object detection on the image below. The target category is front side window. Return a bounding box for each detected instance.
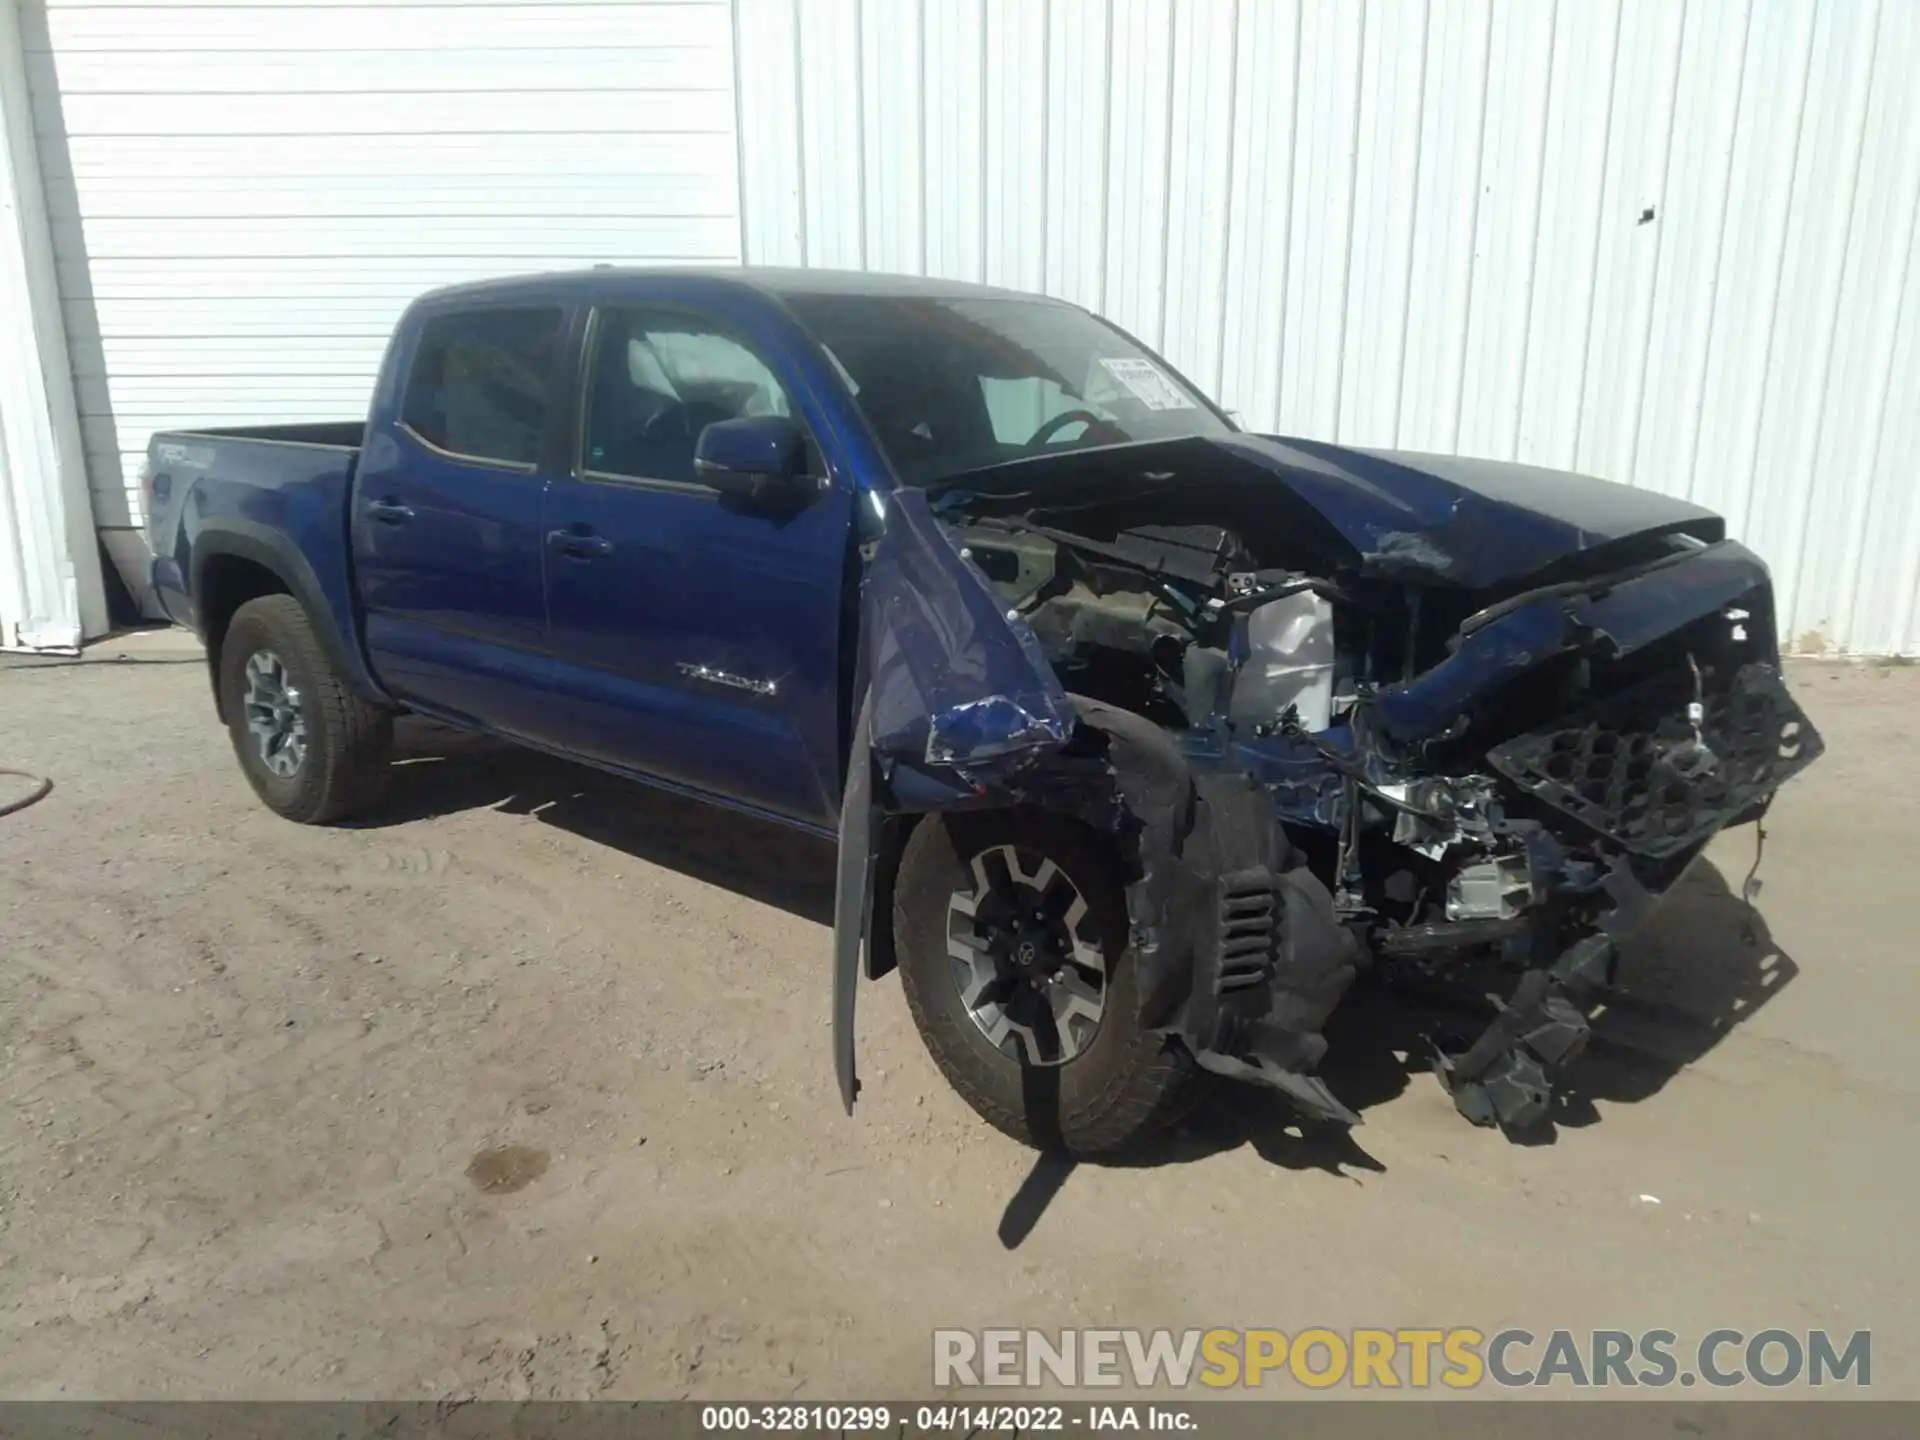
[400,307,562,467]
[582,308,795,484]
[783,294,1232,487]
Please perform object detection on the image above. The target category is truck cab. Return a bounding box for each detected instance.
[347,272,878,831]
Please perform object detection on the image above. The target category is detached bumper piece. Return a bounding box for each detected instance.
[1438,663,1821,1130]
[1486,662,1823,858]
[1433,935,1613,1130]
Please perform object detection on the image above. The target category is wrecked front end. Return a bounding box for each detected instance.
[834,438,1823,1135]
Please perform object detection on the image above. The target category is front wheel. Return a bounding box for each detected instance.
[218,594,392,824]
[893,809,1200,1154]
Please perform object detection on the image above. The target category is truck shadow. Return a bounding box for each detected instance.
[997,867,1797,1244]
[368,718,837,925]
[1318,851,1799,1143]
[370,720,1798,1243]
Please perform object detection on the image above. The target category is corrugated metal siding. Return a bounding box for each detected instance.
[2,0,106,650]
[736,0,1920,656]
[22,0,743,532]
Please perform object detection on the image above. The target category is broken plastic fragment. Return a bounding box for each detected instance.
[1192,1049,1362,1127]
[924,694,1071,767]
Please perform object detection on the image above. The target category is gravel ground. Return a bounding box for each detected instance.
[1,632,1914,1400]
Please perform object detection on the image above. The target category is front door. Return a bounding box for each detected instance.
[352,303,566,739]
[540,303,856,827]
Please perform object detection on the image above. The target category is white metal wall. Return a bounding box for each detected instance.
[737,0,1920,658]
[1,0,104,651]
[15,0,1919,655]
[21,0,744,542]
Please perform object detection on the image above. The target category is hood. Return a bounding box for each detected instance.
[936,434,1726,590]
[1236,435,1725,587]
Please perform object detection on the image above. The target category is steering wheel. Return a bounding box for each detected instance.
[1026,409,1110,448]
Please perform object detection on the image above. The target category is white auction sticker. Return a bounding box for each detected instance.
[1098,357,1197,411]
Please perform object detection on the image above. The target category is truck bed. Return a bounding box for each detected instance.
[143,423,370,673]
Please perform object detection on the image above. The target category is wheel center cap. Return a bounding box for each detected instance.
[1014,940,1039,968]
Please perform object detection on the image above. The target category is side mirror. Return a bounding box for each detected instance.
[693,416,819,507]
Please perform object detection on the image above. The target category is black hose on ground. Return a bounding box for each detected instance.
[0,769,52,818]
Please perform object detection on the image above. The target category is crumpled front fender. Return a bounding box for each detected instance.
[863,489,1077,778]
[831,694,877,1114]
[832,487,1078,1113]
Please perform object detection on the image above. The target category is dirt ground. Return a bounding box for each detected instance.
[1,632,1915,1400]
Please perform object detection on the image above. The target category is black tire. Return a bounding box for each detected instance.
[893,809,1200,1155]
[218,594,392,824]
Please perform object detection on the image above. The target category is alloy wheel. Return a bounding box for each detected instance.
[945,843,1109,1066]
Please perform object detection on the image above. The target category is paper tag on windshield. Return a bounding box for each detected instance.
[1098,357,1196,411]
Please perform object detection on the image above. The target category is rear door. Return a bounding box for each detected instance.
[539,302,855,827]
[352,304,565,738]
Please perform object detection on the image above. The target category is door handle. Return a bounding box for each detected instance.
[547,528,613,559]
[366,499,414,524]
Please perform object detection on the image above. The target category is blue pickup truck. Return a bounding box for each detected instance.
[144,267,1822,1151]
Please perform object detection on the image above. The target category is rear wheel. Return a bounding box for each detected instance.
[219,594,391,824]
[893,809,1199,1154]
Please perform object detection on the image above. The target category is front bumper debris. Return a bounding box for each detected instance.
[1424,664,1823,1130]
[1486,663,1823,858]
[1431,935,1613,1129]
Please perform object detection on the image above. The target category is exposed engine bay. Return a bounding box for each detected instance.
[847,434,1826,1133]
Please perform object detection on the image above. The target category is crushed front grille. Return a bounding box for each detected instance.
[1485,663,1823,858]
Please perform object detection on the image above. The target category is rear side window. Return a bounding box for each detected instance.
[401,307,562,467]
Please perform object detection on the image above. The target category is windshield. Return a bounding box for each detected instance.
[782,294,1233,487]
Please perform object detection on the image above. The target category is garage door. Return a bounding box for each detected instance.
[21,0,742,596]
